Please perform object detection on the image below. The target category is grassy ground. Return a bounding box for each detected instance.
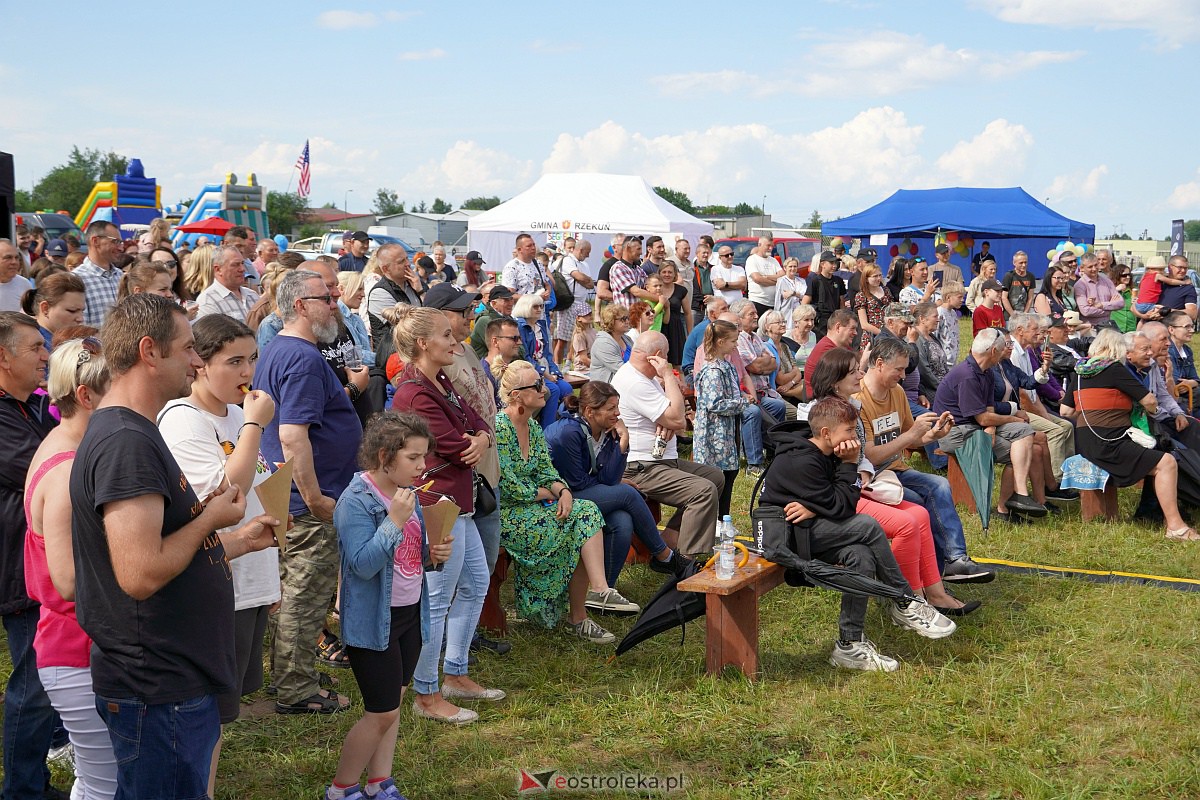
[9,319,1200,798]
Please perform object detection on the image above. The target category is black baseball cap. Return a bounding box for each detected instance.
[349,231,370,243]
[424,283,481,311]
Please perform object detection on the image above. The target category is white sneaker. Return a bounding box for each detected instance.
[570,617,616,644]
[585,587,641,615]
[828,639,900,672]
[889,598,956,639]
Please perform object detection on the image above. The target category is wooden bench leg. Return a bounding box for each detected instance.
[704,587,762,680]
[945,453,977,514]
[1080,483,1119,522]
[478,551,509,635]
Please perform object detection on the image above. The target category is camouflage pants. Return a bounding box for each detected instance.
[270,513,339,704]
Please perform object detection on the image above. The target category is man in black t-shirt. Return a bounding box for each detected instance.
[593,232,626,308]
[71,295,276,798]
[804,250,847,338]
[1001,251,1037,316]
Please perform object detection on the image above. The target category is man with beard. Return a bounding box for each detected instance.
[255,270,363,715]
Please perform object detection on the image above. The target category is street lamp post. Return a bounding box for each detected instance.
[345,189,353,218]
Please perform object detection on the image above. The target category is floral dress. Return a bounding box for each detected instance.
[693,358,747,471]
[494,412,604,628]
[853,288,892,351]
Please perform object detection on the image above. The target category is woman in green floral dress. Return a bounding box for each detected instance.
[493,359,632,644]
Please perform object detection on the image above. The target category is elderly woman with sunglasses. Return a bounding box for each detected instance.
[590,305,633,384]
[513,294,574,428]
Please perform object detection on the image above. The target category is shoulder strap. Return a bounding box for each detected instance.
[25,450,76,519]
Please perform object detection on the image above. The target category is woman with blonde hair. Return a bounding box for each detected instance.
[24,337,118,799]
[493,358,630,636]
[513,294,573,428]
[183,243,216,298]
[337,271,375,369]
[589,304,632,383]
[117,259,174,302]
[390,306,500,725]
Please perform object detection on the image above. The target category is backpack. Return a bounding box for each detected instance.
[549,257,576,310]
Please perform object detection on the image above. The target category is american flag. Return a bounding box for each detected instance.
[295,140,311,198]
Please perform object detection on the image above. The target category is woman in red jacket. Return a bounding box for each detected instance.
[391,307,504,726]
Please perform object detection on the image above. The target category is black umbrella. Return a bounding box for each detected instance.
[614,559,706,656]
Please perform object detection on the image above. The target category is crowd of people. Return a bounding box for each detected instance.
[0,219,1197,799]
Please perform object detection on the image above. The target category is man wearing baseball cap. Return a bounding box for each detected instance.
[470,284,524,360]
[971,278,1006,337]
[44,239,69,266]
[338,231,370,273]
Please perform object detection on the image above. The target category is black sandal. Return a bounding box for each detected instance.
[274,688,350,715]
[316,628,351,669]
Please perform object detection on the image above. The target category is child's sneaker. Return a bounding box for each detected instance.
[889,598,956,639]
[828,639,900,672]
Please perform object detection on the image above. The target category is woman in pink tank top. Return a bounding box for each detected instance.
[23,337,117,800]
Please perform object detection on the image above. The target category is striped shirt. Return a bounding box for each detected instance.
[195,281,260,323]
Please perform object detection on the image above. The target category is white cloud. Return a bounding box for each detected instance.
[1165,168,1200,208]
[1044,164,1109,202]
[316,10,416,29]
[975,0,1200,47]
[933,120,1035,184]
[401,141,534,196]
[654,31,1080,98]
[397,48,445,62]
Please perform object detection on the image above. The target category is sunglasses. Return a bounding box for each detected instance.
[514,378,545,393]
[300,294,335,304]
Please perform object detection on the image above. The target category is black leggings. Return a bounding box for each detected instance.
[345,603,422,713]
[719,469,740,519]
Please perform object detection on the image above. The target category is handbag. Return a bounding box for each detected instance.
[861,469,904,505]
[473,472,497,517]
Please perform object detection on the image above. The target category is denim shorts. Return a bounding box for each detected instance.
[97,693,220,800]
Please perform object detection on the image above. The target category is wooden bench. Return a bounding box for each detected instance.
[676,553,785,680]
[1080,482,1119,522]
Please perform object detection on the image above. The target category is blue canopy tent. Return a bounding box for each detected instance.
[822,187,1096,280]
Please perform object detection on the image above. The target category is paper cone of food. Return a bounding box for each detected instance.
[420,496,460,547]
[253,460,293,550]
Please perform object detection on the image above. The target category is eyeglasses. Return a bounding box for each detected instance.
[719,253,734,258]
[494,334,521,342]
[1060,259,1077,266]
[76,336,102,380]
[155,258,179,268]
[96,235,121,244]
[300,294,334,304]
[514,378,545,393]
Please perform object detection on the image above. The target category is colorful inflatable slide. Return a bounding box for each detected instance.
[74,159,162,230]
[171,172,270,248]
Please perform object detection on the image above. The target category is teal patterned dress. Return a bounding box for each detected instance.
[495,412,605,628]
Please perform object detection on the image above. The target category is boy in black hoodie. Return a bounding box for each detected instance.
[760,396,956,672]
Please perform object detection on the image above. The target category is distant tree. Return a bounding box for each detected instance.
[1138,228,1150,241]
[14,188,34,210]
[266,190,309,237]
[653,186,696,214]
[177,197,194,209]
[733,201,764,215]
[30,146,128,215]
[414,200,428,213]
[297,223,325,239]
[321,201,338,209]
[462,195,501,211]
[806,209,823,229]
[1183,219,1200,242]
[372,188,405,216]
[698,204,733,215]
[430,197,453,214]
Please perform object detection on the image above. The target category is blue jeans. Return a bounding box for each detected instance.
[414,516,488,694]
[908,399,948,470]
[473,506,501,575]
[541,377,574,428]
[2,609,56,798]
[573,482,668,586]
[897,468,968,566]
[96,693,220,800]
[740,403,764,466]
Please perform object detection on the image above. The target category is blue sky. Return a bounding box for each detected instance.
[2,0,1196,238]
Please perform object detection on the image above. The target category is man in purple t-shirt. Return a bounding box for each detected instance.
[932,328,1047,518]
[256,269,363,715]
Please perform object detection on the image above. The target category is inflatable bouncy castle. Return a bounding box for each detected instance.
[171,172,270,248]
[74,159,162,230]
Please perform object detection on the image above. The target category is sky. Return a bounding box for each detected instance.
[2,0,1197,239]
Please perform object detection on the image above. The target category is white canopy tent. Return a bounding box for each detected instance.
[467,173,714,271]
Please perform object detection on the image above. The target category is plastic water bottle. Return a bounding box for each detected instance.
[716,515,737,579]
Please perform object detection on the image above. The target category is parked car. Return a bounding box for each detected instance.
[16,212,82,241]
[293,230,417,260]
[715,236,821,278]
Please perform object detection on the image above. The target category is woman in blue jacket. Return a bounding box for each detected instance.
[514,294,574,428]
[328,412,453,800]
[544,381,689,586]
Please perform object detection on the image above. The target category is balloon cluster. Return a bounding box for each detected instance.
[889,237,921,258]
[939,231,975,257]
[1046,240,1089,262]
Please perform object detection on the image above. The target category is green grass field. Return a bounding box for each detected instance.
[8,319,1200,798]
